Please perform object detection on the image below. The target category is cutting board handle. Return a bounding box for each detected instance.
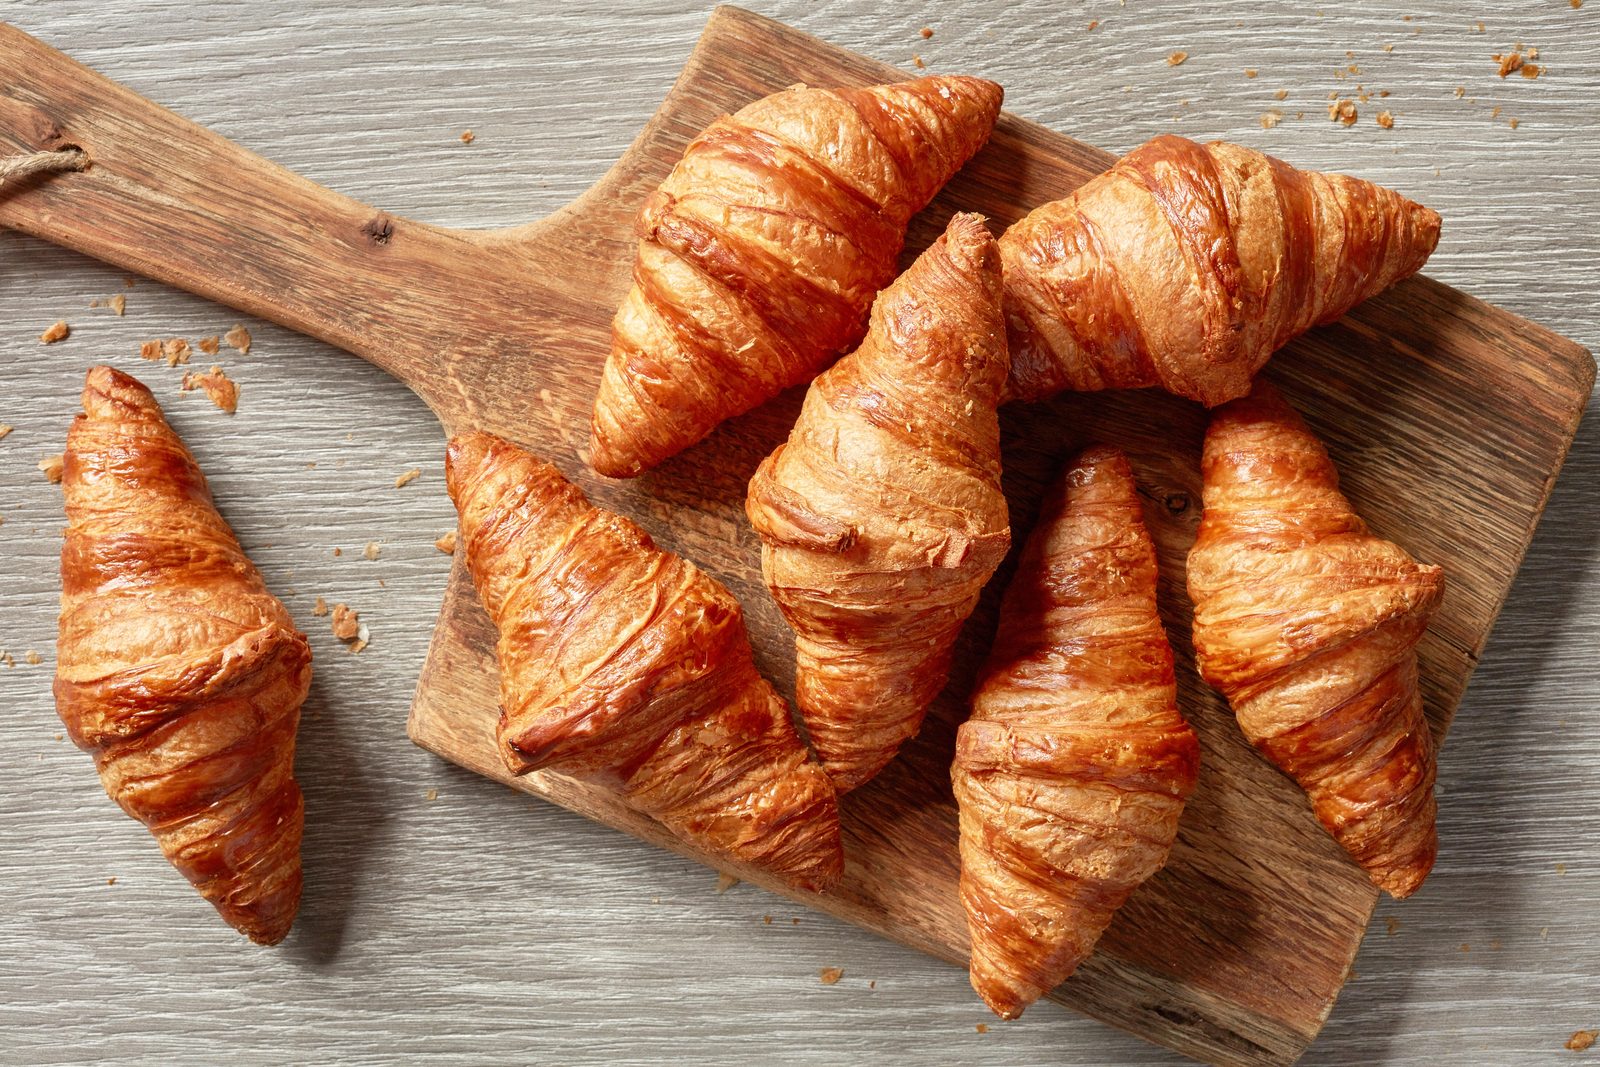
[0,21,505,387]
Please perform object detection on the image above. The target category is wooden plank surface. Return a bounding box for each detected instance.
[2,3,1597,1065]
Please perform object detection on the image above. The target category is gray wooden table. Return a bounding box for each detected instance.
[2,2,1596,1064]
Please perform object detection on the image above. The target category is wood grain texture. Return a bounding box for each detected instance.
[2,3,1598,1066]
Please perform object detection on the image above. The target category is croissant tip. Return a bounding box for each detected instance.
[81,365,160,419]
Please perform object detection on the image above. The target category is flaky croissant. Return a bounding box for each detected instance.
[1001,134,1440,407]
[1187,381,1444,897]
[590,75,1003,477]
[54,366,309,945]
[446,431,843,890]
[953,446,1200,1019]
[747,212,1010,793]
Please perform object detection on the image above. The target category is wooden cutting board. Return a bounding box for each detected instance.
[2,8,1591,1065]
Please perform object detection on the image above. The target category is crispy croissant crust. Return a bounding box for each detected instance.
[747,212,1010,793]
[54,366,309,945]
[590,75,1004,477]
[953,446,1200,1019]
[1187,381,1444,897]
[446,431,843,891]
[1000,134,1441,406]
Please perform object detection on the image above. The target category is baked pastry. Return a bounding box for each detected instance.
[747,212,1009,792]
[447,431,843,890]
[591,75,1004,477]
[55,366,309,944]
[1001,134,1440,406]
[1187,380,1444,897]
[954,446,1200,1019]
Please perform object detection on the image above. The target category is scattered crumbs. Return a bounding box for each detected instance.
[1244,67,1258,78]
[330,603,361,641]
[460,129,475,145]
[435,530,458,555]
[181,365,238,413]
[198,335,221,356]
[1348,63,1361,74]
[0,424,12,440]
[1568,1030,1597,1052]
[1346,50,1356,59]
[1521,63,1542,79]
[162,338,192,367]
[1275,88,1289,100]
[1260,110,1283,129]
[912,54,925,69]
[976,1023,989,1034]
[313,596,329,617]
[39,321,70,344]
[1087,19,1099,31]
[394,468,422,489]
[1377,110,1395,129]
[920,26,933,38]
[38,454,64,484]
[107,877,117,886]
[1476,20,1486,32]
[1495,50,1524,77]
[333,547,343,557]
[715,872,740,894]
[24,650,40,665]
[364,541,381,561]
[1509,117,1520,129]
[1492,105,1503,118]
[109,294,126,316]
[224,324,252,355]
[1330,98,1359,126]
[1557,863,1567,875]
[1385,916,1401,936]
[818,967,844,986]
[1167,50,1188,66]
[139,339,162,361]
[1455,86,1467,98]
[763,914,773,925]
[425,788,438,801]
[1384,43,1394,53]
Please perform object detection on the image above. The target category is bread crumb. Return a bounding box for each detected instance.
[1275,88,1289,100]
[763,914,772,924]
[792,917,799,925]
[1260,110,1283,128]
[818,967,844,985]
[0,424,12,440]
[108,294,127,316]
[38,454,64,483]
[435,530,457,555]
[460,129,475,144]
[332,547,343,557]
[1521,63,1542,79]
[330,603,360,641]
[1476,20,1486,32]
[716,872,740,894]
[394,468,421,489]
[425,788,438,801]
[0,651,12,668]
[1455,86,1467,98]
[1569,1030,1597,1052]
[1460,943,1471,953]
[912,54,925,69]
[1329,98,1358,125]
[224,325,252,355]
[1087,19,1099,30]
[181,365,238,413]
[107,877,117,886]
[364,541,381,561]
[869,980,876,989]
[1557,862,1567,875]
[1496,50,1524,77]
[198,335,221,356]
[24,650,40,665]
[52,733,62,741]
[1167,50,1188,66]
[1541,926,1550,940]
[162,338,192,367]
[39,321,70,344]
[1244,67,1258,77]
[1574,0,1584,8]
[139,339,161,361]
[1385,916,1401,936]
[1377,110,1395,128]
[1384,43,1394,52]
[920,26,933,38]
[313,596,329,616]
[1509,117,1520,129]
[976,1023,989,1034]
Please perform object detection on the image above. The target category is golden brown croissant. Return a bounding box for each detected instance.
[54,366,309,945]
[1187,380,1444,897]
[1001,134,1441,406]
[446,431,843,890]
[953,446,1199,1019]
[590,75,1003,477]
[747,212,1010,792]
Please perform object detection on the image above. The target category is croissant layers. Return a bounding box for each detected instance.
[1001,134,1440,406]
[1187,381,1444,897]
[748,212,1010,792]
[954,447,1199,1019]
[54,366,309,944]
[446,431,843,891]
[591,75,1003,477]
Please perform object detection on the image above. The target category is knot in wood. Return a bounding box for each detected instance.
[361,214,396,245]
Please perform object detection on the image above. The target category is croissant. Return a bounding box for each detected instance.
[446,431,843,890]
[953,446,1200,1019]
[1187,381,1444,897]
[1000,134,1441,407]
[590,74,1004,477]
[746,212,1010,792]
[54,366,309,944]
